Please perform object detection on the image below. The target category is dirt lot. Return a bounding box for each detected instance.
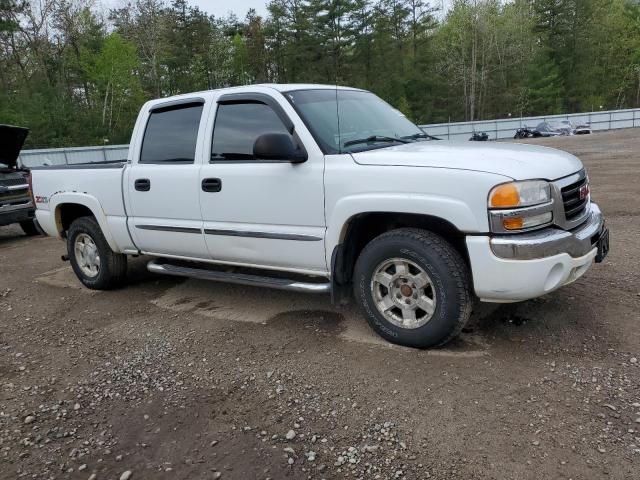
[1,129,638,480]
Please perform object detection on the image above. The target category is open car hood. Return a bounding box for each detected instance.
[0,125,29,169]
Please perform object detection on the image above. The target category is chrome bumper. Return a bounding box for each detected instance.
[0,201,33,213]
[0,201,35,227]
[490,203,604,260]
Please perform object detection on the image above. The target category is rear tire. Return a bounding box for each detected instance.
[353,228,472,348]
[20,220,39,236]
[67,216,127,290]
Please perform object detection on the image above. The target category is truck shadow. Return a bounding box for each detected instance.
[64,255,603,355]
[125,255,161,286]
[145,270,489,356]
[38,255,596,355]
[0,227,33,247]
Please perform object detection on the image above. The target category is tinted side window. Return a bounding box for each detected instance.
[140,103,203,164]
[211,103,290,161]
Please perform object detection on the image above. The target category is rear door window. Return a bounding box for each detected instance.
[140,102,203,164]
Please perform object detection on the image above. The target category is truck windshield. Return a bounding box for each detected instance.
[284,89,427,154]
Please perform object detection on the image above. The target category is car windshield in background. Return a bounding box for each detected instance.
[285,89,427,154]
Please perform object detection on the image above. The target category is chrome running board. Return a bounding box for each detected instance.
[147,260,331,294]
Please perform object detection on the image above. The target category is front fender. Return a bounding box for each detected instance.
[49,192,119,252]
[325,193,481,262]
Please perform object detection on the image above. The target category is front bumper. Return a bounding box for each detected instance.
[0,202,35,227]
[466,203,605,303]
[490,203,604,260]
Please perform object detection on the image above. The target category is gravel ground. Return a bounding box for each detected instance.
[1,129,639,480]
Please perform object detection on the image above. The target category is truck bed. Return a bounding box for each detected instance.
[31,161,135,252]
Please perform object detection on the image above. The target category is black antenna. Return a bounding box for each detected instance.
[335,48,341,153]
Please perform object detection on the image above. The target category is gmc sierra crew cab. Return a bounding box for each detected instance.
[30,84,610,348]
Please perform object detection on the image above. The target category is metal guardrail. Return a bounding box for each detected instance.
[418,108,640,141]
[18,144,129,168]
[17,107,640,167]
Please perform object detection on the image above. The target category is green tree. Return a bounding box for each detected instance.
[89,33,144,142]
[2,0,640,149]
[525,49,564,114]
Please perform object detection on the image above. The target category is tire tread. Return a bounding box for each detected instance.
[67,216,127,290]
[355,228,472,347]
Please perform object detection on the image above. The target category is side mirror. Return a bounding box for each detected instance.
[253,133,307,163]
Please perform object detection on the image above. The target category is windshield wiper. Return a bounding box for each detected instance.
[343,135,410,148]
[401,132,441,141]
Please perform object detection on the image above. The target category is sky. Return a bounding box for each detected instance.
[180,0,449,18]
[189,0,269,18]
[102,0,269,18]
[102,0,449,20]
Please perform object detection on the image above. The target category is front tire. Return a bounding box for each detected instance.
[353,228,472,348]
[67,216,127,290]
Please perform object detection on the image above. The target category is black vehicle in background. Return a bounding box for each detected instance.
[535,121,572,136]
[514,126,540,139]
[0,125,39,235]
[514,122,566,138]
[470,131,489,141]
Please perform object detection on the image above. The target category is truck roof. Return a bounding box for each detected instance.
[143,84,364,109]
[258,83,363,92]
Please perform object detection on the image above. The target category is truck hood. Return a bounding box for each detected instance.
[0,125,29,169]
[351,141,583,180]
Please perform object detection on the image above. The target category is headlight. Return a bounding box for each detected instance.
[489,180,551,208]
[488,180,554,233]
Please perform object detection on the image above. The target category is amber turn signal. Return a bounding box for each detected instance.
[502,217,524,230]
[490,183,520,208]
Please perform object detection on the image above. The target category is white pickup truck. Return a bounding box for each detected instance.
[31,84,609,348]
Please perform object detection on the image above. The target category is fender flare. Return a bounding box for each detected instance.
[325,193,480,267]
[49,192,120,252]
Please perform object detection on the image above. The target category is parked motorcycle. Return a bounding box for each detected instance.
[470,131,489,141]
[514,126,540,139]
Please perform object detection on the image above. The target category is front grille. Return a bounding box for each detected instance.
[0,192,30,206]
[0,180,30,206]
[0,176,28,187]
[0,199,30,208]
[561,175,589,221]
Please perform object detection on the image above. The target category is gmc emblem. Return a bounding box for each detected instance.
[579,184,589,200]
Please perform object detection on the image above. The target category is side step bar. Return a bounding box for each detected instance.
[147,260,331,294]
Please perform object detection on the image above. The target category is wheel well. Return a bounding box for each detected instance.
[56,203,95,237]
[332,212,470,288]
